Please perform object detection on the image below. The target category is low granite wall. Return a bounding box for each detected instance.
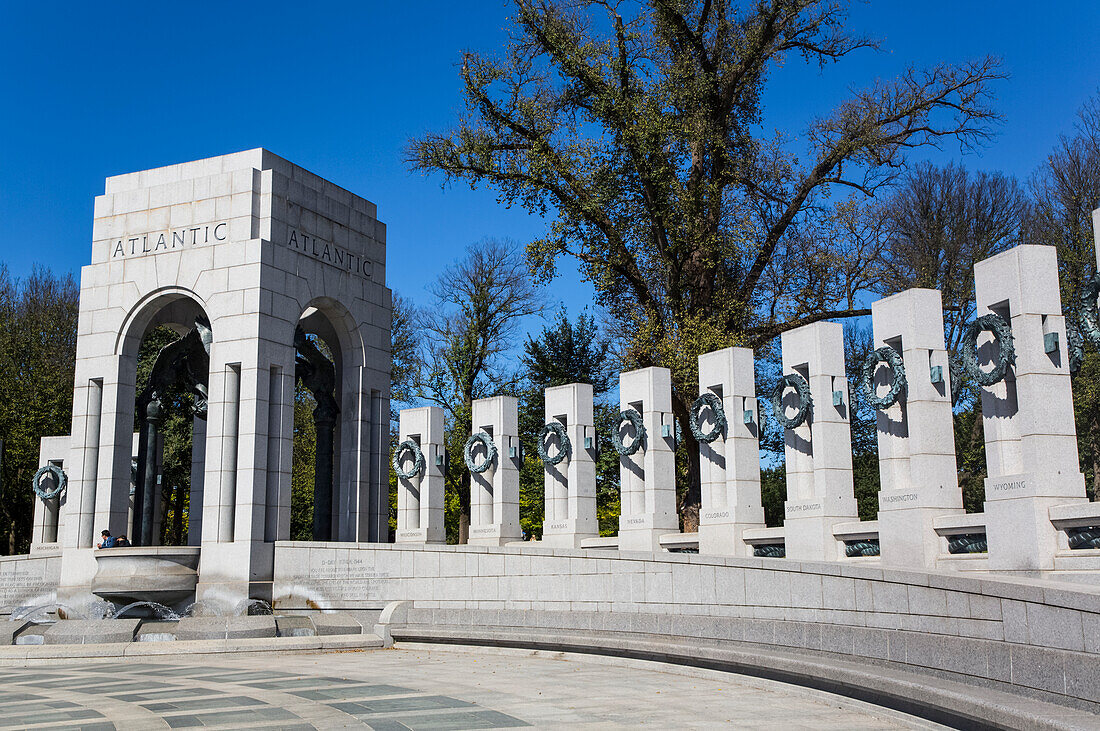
[273,541,1100,722]
[0,553,61,612]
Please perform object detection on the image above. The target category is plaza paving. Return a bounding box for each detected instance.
[0,644,946,729]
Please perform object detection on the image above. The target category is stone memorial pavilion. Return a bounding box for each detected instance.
[6,151,1100,729]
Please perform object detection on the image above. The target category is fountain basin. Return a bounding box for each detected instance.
[92,546,200,607]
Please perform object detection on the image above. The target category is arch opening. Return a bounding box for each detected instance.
[121,292,212,548]
[291,298,364,542]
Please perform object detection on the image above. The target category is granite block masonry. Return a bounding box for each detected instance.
[617,367,678,552]
[37,149,392,607]
[540,384,598,548]
[697,347,765,556]
[395,407,446,544]
[872,288,963,570]
[779,322,859,561]
[468,396,522,546]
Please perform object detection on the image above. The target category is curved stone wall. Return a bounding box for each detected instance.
[274,541,1100,726]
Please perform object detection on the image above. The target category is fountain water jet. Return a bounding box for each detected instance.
[113,601,181,620]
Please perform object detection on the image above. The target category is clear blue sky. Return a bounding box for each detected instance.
[1,1,1098,331]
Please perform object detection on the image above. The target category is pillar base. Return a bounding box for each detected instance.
[56,547,98,607]
[698,520,765,556]
[468,524,521,546]
[395,527,446,544]
[196,541,275,605]
[618,513,678,552]
[783,497,858,561]
[878,505,963,569]
[541,518,598,548]
[985,471,1087,571]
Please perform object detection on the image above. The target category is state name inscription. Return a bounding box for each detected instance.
[785,502,822,516]
[111,223,227,258]
[990,479,1028,493]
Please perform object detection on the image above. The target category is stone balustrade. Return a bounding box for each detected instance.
[390,238,1100,584]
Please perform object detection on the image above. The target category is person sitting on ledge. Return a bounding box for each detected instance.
[97,529,116,549]
[115,535,130,547]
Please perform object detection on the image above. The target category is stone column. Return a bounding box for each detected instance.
[974,245,1086,571]
[31,437,70,550]
[188,416,206,546]
[618,367,678,552]
[395,406,446,544]
[217,364,241,543]
[468,396,522,545]
[780,322,858,561]
[75,379,102,549]
[697,347,765,556]
[312,405,337,542]
[262,365,292,543]
[541,384,598,548]
[871,289,963,568]
[136,399,163,546]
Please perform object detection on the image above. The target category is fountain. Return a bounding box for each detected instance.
[112,601,181,620]
[91,546,201,608]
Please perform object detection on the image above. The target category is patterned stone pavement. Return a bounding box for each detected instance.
[0,646,945,729]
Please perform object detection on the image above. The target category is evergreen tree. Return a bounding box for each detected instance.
[517,309,620,537]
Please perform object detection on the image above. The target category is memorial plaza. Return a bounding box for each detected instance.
[4,1,1100,729]
[0,646,944,729]
[0,145,1092,730]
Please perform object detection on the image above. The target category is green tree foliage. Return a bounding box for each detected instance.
[389,292,419,419]
[0,266,78,553]
[291,383,318,541]
[516,309,618,538]
[953,404,987,513]
[289,333,336,542]
[760,465,785,528]
[409,0,1004,528]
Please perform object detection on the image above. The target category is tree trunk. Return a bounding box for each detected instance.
[457,391,474,544]
[1090,410,1100,502]
[458,470,471,544]
[173,482,185,545]
[673,397,700,533]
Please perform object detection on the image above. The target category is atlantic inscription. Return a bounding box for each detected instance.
[288,229,373,280]
[111,222,227,258]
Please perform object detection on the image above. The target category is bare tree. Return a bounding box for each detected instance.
[414,239,544,541]
[389,292,420,422]
[879,161,1026,361]
[1025,94,1100,496]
